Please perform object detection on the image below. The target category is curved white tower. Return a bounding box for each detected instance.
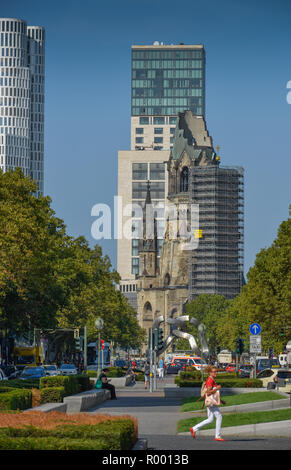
[0,18,45,195]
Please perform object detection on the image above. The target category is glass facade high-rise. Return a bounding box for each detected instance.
[0,18,45,195]
[132,44,205,117]
[130,43,205,151]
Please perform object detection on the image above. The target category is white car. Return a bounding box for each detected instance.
[43,365,60,376]
[59,364,77,375]
[256,368,279,387]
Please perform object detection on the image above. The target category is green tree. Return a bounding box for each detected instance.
[0,169,70,333]
[218,207,291,354]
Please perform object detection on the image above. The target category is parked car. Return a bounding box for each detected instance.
[43,365,60,376]
[256,368,279,387]
[256,358,280,375]
[225,363,236,373]
[170,356,207,371]
[114,360,126,368]
[0,365,21,380]
[59,363,78,376]
[239,364,253,378]
[20,366,47,380]
[0,368,8,381]
[165,362,183,374]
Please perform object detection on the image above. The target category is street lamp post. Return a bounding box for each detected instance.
[95,317,104,378]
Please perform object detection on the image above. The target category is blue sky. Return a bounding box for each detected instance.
[1,0,291,276]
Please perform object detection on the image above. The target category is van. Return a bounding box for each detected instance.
[170,356,207,371]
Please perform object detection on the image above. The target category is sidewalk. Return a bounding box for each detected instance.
[85,376,291,448]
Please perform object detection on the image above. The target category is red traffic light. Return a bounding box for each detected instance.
[101,339,105,350]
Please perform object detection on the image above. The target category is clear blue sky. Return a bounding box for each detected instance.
[2,0,291,276]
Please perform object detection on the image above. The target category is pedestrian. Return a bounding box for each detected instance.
[144,360,150,389]
[126,364,136,384]
[98,368,117,400]
[158,357,164,380]
[190,365,226,442]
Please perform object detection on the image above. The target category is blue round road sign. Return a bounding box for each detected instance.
[249,323,261,335]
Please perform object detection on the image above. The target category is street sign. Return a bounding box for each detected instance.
[249,323,261,336]
[250,335,261,353]
[95,317,104,330]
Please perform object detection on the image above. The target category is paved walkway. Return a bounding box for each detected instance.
[86,377,291,450]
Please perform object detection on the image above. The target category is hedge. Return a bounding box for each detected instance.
[0,420,136,450]
[174,377,263,388]
[0,388,32,410]
[40,386,66,404]
[87,367,125,378]
[0,379,40,390]
[40,375,80,395]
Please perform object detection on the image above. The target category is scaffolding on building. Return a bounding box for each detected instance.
[188,165,244,300]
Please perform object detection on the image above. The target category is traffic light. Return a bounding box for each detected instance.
[75,337,81,351]
[235,338,240,354]
[269,347,273,359]
[281,328,284,336]
[100,339,105,350]
[216,346,221,355]
[235,338,245,355]
[74,329,79,339]
[153,328,163,351]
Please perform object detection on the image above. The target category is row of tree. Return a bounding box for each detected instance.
[0,169,146,349]
[178,206,291,355]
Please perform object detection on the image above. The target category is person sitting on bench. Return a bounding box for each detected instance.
[99,368,117,400]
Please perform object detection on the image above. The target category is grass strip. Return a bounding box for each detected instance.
[177,408,291,433]
[181,391,285,412]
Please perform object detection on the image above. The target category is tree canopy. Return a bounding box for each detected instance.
[0,169,145,349]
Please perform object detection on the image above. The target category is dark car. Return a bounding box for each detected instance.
[114,360,126,368]
[239,364,253,378]
[20,366,46,380]
[0,365,21,380]
[165,362,183,374]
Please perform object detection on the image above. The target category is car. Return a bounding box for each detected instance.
[0,365,21,380]
[170,356,207,371]
[165,362,183,374]
[239,364,253,378]
[114,360,126,368]
[0,368,8,381]
[225,363,236,373]
[43,365,60,376]
[20,366,47,380]
[256,358,280,375]
[59,363,78,375]
[256,368,279,387]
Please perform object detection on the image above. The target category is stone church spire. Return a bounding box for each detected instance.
[138,180,157,277]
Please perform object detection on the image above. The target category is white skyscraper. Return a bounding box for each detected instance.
[0,18,45,194]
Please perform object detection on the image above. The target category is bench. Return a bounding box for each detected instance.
[64,388,110,414]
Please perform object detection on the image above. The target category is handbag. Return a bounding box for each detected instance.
[205,390,221,407]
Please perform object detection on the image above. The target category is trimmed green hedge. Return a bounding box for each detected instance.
[40,375,80,395]
[175,377,263,388]
[87,367,125,378]
[0,379,40,390]
[0,420,136,450]
[39,375,91,404]
[40,386,66,404]
[0,388,32,410]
